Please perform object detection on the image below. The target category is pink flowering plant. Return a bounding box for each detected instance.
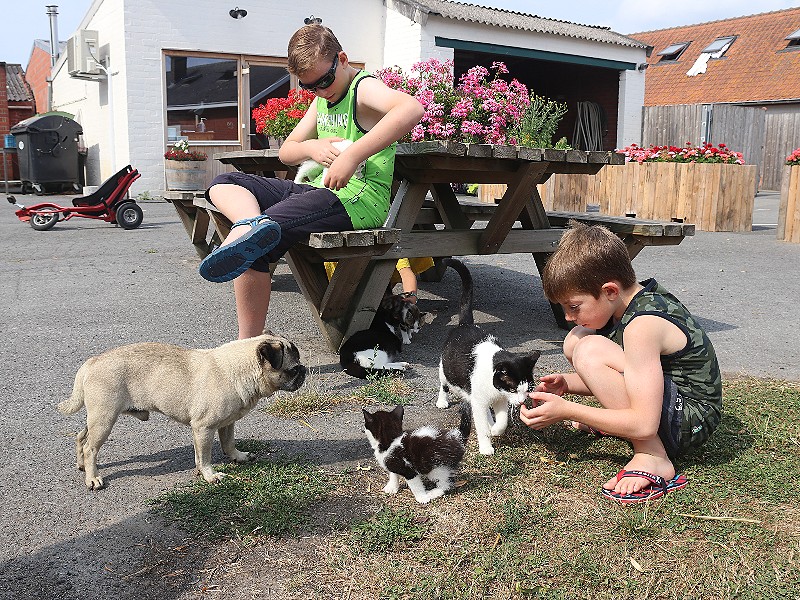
[618,142,745,164]
[786,148,800,166]
[375,59,530,144]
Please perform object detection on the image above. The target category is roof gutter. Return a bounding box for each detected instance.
[435,37,638,70]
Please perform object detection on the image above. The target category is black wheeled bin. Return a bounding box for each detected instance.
[10,114,83,194]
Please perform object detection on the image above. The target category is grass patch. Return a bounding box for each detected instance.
[323,377,800,598]
[265,367,349,418]
[150,453,332,541]
[348,372,415,406]
[350,507,427,553]
[151,378,800,598]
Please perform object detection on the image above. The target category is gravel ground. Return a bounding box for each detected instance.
[0,192,796,599]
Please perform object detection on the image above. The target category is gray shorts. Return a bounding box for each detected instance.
[206,173,352,272]
[659,377,721,458]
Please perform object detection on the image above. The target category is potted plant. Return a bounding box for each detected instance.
[595,142,757,232]
[164,139,208,191]
[778,147,800,243]
[252,89,316,146]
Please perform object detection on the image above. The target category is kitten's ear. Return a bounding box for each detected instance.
[390,404,404,420]
[363,408,373,424]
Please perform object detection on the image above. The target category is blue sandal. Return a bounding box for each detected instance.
[199,215,281,282]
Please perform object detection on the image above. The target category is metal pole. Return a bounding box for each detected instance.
[46,5,59,112]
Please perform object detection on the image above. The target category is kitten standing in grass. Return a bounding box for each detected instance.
[437,258,541,455]
[363,404,471,503]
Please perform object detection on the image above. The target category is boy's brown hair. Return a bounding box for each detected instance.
[287,24,342,75]
[542,221,637,301]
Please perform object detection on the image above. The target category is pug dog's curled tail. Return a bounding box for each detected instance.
[58,358,94,414]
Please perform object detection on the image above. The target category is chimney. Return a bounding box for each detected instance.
[47,5,59,67]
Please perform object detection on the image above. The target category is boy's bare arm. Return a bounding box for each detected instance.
[279,104,344,166]
[324,78,423,189]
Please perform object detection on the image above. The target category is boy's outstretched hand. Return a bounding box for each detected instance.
[520,391,567,430]
[536,373,569,396]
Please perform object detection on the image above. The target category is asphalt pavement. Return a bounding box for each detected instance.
[0,189,797,599]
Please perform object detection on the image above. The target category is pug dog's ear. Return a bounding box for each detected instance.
[262,328,276,337]
[257,340,284,370]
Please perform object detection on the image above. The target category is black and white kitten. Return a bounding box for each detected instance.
[339,294,434,379]
[363,404,471,503]
[437,258,541,455]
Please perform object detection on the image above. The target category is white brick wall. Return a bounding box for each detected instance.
[617,70,646,148]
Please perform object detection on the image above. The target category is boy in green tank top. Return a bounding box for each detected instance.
[198,24,423,340]
[519,222,722,504]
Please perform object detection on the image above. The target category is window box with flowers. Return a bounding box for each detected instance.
[164,140,208,191]
[778,148,800,243]
[594,142,757,232]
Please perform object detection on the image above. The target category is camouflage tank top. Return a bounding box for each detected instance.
[601,278,723,448]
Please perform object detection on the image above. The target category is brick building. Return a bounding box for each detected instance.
[26,40,67,113]
[0,63,36,183]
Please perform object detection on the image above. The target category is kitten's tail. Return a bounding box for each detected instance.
[441,258,474,326]
[458,401,472,441]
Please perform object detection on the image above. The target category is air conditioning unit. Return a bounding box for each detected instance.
[67,30,103,79]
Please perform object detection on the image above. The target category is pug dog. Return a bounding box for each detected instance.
[58,332,306,490]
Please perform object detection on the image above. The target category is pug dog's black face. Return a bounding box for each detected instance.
[258,337,307,391]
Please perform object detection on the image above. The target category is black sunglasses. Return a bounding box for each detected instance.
[299,54,338,91]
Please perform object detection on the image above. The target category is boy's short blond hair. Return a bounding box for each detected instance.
[287,24,342,75]
[542,221,637,302]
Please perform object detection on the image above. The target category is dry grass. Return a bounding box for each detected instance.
[155,377,800,599]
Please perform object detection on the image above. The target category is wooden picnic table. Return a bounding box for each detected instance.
[182,142,693,350]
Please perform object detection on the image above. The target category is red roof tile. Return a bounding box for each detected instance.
[629,7,800,105]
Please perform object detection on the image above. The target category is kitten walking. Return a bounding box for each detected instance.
[363,404,471,503]
[437,258,541,455]
[339,294,433,379]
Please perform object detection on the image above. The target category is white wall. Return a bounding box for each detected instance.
[54,0,387,192]
[51,0,646,192]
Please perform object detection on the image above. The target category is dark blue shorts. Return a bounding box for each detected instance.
[206,172,352,272]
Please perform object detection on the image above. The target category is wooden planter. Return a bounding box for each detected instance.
[165,159,208,190]
[596,162,757,232]
[477,178,586,211]
[778,165,800,243]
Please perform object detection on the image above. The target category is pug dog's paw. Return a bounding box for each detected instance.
[85,475,105,490]
[229,449,255,463]
[199,468,227,484]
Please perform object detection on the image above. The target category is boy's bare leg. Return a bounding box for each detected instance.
[208,184,263,247]
[571,335,676,495]
[234,270,272,339]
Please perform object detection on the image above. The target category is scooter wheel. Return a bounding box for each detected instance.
[116,202,143,229]
[30,210,60,231]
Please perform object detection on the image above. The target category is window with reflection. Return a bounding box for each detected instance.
[165,55,240,143]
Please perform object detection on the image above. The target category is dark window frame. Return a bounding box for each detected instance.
[656,41,691,63]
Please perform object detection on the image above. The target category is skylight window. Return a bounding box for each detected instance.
[701,36,736,56]
[657,42,690,61]
[786,28,800,49]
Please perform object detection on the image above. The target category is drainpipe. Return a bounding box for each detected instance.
[46,5,59,112]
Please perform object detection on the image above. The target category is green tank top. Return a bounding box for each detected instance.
[310,70,395,228]
[601,279,722,413]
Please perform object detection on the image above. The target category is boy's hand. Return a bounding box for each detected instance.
[308,137,345,167]
[324,152,359,190]
[535,373,569,396]
[519,392,567,430]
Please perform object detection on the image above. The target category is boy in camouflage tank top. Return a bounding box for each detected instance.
[198,24,423,340]
[519,222,722,504]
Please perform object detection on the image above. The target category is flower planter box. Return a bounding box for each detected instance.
[596,162,757,232]
[165,159,208,191]
[778,165,800,243]
[478,176,590,211]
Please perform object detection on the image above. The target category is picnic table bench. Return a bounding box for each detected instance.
[168,142,694,350]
